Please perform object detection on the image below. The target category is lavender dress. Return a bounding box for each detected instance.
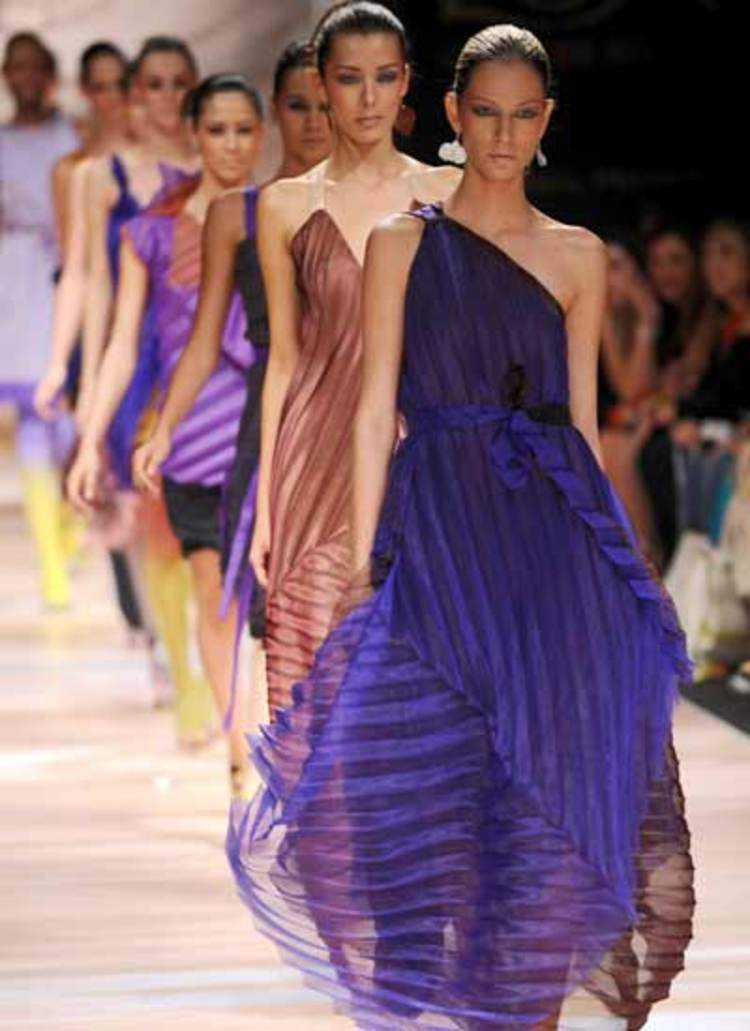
[228,204,695,1029]
[0,114,78,459]
[123,204,252,491]
[106,157,197,487]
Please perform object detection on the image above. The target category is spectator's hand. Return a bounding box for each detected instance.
[670,419,701,448]
[627,268,660,328]
[648,394,677,426]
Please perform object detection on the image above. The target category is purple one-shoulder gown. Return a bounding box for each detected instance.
[228,203,695,1029]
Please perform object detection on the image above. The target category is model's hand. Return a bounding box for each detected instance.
[74,384,95,433]
[249,514,270,589]
[34,363,68,419]
[66,442,103,512]
[132,431,171,497]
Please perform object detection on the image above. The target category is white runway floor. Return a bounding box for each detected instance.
[0,446,748,1030]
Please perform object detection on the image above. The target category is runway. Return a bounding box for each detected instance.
[0,443,748,1030]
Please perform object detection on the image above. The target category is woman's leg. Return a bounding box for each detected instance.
[16,405,70,608]
[187,547,266,791]
[136,495,212,727]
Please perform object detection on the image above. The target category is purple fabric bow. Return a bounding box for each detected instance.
[489,407,548,490]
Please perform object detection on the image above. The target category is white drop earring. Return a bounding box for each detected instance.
[438,134,467,166]
[536,144,548,168]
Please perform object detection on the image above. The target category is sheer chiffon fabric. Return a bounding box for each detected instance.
[228,205,694,1028]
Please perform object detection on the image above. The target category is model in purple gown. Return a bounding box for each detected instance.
[227,202,695,1028]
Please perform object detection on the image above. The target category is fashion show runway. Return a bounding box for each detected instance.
[0,447,748,1031]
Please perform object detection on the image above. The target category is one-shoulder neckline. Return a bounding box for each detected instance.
[430,202,567,322]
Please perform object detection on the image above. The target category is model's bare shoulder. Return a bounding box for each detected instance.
[542,219,605,262]
[52,150,82,183]
[412,161,462,201]
[259,173,317,242]
[365,212,425,272]
[562,224,607,295]
[539,218,605,289]
[206,188,245,241]
[86,153,117,201]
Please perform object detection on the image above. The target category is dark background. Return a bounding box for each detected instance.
[387,0,740,237]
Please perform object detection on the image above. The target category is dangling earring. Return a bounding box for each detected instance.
[395,102,416,138]
[536,144,548,168]
[438,133,466,166]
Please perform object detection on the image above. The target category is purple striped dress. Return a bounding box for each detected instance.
[123,206,252,486]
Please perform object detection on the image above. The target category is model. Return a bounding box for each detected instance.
[0,32,79,607]
[249,1,459,711]
[68,74,266,783]
[228,23,694,1029]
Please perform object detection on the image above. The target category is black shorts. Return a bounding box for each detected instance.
[163,477,222,557]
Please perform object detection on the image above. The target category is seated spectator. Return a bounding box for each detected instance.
[639,225,718,563]
[671,218,750,685]
[598,236,663,564]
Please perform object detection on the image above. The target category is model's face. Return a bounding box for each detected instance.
[274,65,332,170]
[83,54,127,121]
[702,226,750,302]
[606,242,640,304]
[322,32,409,146]
[446,59,552,181]
[194,92,263,187]
[647,234,696,306]
[136,52,196,133]
[3,41,52,108]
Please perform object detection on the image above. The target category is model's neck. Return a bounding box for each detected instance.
[188,170,253,222]
[87,114,131,153]
[275,153,313,181]
[87,121,131,156]
[12,102,54,127]
[447,167,535,233]
[140,124,194,163]
[326,133,403,182]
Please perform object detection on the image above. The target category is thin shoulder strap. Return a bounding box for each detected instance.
[243,186,258,239]
[111,153,127,192]
[311,163,326,213]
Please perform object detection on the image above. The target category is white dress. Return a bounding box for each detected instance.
[0,112,78,387]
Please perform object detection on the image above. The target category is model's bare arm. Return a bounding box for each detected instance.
[351,216,422,574]
[36,160,93,416]
[249,185,304,587]
[68,238,148,509]
[79,158,116,425]
[566,231,608,469]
